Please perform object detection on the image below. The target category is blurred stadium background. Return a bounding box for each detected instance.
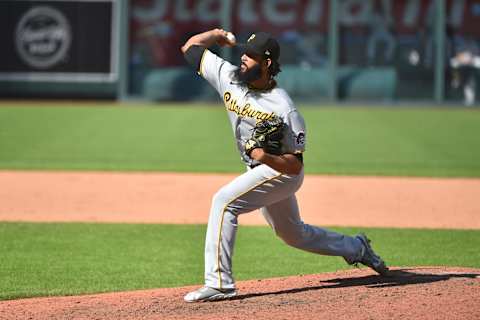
[0,0,479,106]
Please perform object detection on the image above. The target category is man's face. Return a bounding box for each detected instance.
[237,52,264,83]
[240,53,261,72]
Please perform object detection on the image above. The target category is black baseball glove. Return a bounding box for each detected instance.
[245,117,284,156]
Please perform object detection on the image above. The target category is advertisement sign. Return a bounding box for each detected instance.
[0,0,119,82]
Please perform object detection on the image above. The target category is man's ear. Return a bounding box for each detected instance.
[265,58,272,68]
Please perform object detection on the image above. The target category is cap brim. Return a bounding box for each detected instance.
[237,43,263,57]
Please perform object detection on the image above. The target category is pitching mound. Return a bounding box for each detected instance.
[2,267,479,320]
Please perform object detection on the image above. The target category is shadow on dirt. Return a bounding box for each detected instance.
[230,268,479,301]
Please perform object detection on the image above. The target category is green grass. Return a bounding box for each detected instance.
[1,222,479,300]
[1,103,479,176]
[302,107,480,176]
[1,102,479,301]
[0,103,242,173]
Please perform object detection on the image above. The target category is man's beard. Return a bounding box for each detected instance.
[234,63,262,84]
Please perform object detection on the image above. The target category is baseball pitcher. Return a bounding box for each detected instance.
[181,29,388,302]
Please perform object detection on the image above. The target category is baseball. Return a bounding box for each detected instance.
[226,32,236,44]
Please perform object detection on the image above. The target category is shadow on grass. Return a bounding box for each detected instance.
[229,268,479,301]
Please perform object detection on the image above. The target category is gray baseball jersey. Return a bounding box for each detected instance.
[199,49,306,166]
[195,49,363,291]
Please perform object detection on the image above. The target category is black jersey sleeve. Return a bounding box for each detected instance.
[183,45,205,73]
[294,153,303,163]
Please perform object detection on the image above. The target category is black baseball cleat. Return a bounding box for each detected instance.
[352,233,389,276]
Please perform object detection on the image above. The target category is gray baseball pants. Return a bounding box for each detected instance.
[204,164,364,290]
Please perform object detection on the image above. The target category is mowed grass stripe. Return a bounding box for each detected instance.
[0,104,479,176]
[1,222,479,300]
[0,104,241,173]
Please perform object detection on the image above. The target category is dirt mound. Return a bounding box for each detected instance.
[1,267,479,320]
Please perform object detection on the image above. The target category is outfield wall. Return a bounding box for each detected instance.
[1,0,479,105]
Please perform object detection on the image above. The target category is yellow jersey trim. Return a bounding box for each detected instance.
[216,172,283,289]
[197,49,207,76]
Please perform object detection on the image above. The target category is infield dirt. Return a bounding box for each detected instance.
[1,171,480,319]
[1,171,480,229]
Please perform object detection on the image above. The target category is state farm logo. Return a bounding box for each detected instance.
[15,6,71,69]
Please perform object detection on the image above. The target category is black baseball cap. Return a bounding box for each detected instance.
[238,32,280,61]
